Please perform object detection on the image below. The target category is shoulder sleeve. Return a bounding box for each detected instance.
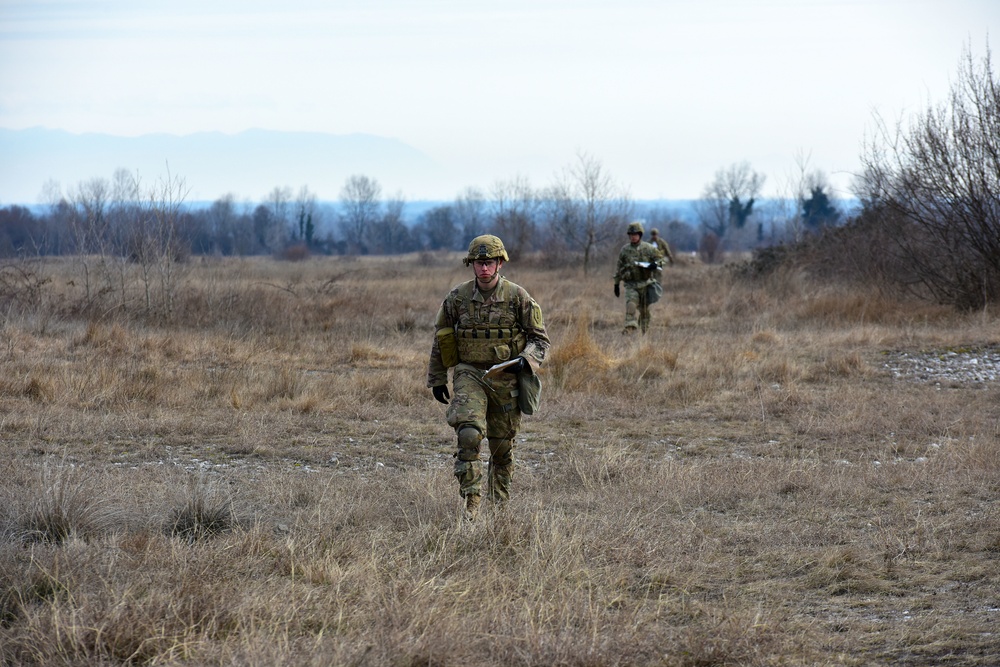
[514,285,549,369]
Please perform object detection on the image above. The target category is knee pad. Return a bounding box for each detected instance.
[456,427,483,461]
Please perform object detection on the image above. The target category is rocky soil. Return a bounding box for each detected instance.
[881,344,1000,388]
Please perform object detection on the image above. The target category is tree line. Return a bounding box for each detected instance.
[3,43,996,310]
[0,151,840,269]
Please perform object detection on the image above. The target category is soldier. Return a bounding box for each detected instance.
[613,221,664,334]
[427,235,549,521]
[649,227,675,268]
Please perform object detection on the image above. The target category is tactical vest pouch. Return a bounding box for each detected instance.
[517,371,542,415]
[436,328,459,368]
[455,329,526,364]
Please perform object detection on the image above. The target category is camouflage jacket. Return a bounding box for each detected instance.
[651,237,674,263]
[614,241,664,286]
[427,276,549,388]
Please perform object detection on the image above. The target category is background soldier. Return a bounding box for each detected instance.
[649,227,675,272]
[427,235,549,521]
[613,221,664,334]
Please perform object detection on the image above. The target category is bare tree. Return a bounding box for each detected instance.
[207,194,239,255]
[454,187,487,245]
[264,186,292,251]
[294,186,318,248]
[107,168,143,310]
[69,177,111,255]
[338,174,382,254]
[857,42,1000,309]
[545,153,633,274]
[68,176,112,301]
[417,205,458,250]
[696,161,766,248]
[40,180,71,255]
[489,175,538,260]
[779,152,840,242]
[373,193,411,254]
[147,168,190,319]
[126,167,190,317]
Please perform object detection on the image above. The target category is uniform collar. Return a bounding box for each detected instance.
[473,276,506,302]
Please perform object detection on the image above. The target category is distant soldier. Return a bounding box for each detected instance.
[649,227,675,268]
[613,221,664,334]
[427,235,550,521]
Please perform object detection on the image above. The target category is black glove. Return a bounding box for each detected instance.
[614,284,620,298]
[432,385,450,404]
[647,261,658,271]
[504,357,527,374]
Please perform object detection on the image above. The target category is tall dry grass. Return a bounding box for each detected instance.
[1,252,999,665]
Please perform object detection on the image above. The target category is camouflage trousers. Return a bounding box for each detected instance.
[623,282,652,333]
[446,363,520,501]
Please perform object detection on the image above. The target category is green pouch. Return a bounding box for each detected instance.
[436,328,459,367]
[517,371,542,415]
[646,281,663,304]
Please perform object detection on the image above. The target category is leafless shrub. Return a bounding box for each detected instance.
[0,261,51,313]
[855,43,1000,310]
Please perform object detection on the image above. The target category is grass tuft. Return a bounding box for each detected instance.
[168,480,235,542]
[18,466,117,544]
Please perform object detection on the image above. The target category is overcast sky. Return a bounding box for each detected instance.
[1,0,997,202]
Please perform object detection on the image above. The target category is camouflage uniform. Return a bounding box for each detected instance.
[613,221,664,334]
[428,236,549,516]
[649,228,675,276]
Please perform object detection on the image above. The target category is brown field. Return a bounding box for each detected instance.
[1,252,998,666]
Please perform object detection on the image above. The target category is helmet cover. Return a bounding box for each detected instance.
[464,234,510,265]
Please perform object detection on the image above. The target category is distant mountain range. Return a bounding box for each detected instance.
[0,127,448,205]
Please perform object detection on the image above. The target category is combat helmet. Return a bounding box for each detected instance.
[464,234,509,266]
[627,221,644,236]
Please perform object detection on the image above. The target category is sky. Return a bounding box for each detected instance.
[1,0,997,203]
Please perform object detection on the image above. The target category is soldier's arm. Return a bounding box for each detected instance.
[427,303,452,388]
[653,247,666,267]
[518,295,549,373]
[662,239,675,264]
[613,248,627,283]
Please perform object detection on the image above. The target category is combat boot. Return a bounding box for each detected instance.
[464,494,482,522]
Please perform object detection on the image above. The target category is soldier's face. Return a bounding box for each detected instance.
[473,258,501,286]
[628,232,641,244]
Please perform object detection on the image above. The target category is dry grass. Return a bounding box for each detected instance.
[1,253,999,665]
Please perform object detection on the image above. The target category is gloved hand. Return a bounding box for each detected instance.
[503,356,527,374]
[432,385,450,404]
[647,261,658,271]
[614,283,620,298]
